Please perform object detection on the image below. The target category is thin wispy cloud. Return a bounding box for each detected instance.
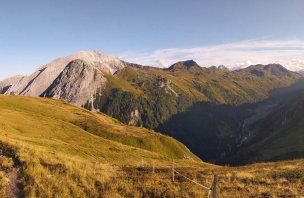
[120,40,304,71]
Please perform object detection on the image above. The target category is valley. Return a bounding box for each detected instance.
[160,79,304,165]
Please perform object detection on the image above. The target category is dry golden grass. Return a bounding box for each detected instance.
[0,170,9,197]
[2,138,303,198]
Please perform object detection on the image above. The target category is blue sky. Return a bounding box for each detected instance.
[1,0,304,78]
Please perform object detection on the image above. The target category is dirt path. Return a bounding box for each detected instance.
[0,146,24,198]
[6,166,24,198]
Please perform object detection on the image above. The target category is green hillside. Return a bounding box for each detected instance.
[87,62,300,130]
[0,95,198,161]
[223,79,304,164]
[159,79,304,165]
[0,95,201,197]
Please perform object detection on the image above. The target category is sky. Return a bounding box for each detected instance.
[1,0,304,79]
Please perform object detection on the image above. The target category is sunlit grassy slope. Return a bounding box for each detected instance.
[0,95,303,197]
[0,95,198,161]
[0,95,202,197]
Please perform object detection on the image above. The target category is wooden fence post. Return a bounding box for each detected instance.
[93,162,96,175]
[211,174,218,198]
[152,160,155,174]
[172,161,175,182]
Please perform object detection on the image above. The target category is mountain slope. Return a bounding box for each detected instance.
[89,61,301,129]
[0,96,303,197]
[41,59,107,107]
[222,79,304,164]
[0,95,197,161]
[159,79,304,164]
[0,75,24,94]
[0,95,203,197]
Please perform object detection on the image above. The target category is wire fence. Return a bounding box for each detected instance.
[135,160,220,198]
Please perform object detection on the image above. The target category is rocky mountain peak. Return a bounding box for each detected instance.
[1,51,125,97]
[218,65,229,71]
[182,60,200,68]
[263,64,289,74]
[241,64,297,78]
[67,51,125,74]
[41,59,107,107]
[167,60,201,71]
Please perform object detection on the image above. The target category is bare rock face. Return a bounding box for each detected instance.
[0,75,24,94]
[41,59,107,107]
[2,51,125,97]
[156,76,178,96]
[0,51,126,107]
[128,109,141,126]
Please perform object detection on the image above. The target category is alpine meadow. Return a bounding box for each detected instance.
[1,1,304,198]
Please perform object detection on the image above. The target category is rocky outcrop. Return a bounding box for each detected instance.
[156,76,178,96]
[41,59,107,107]
[128,109,141,126]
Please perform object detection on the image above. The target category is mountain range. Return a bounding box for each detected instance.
[0,50,303,165]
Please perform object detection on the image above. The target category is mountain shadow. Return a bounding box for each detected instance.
[158,79,304,165]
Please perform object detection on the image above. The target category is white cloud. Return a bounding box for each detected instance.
[120,40,304,71]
